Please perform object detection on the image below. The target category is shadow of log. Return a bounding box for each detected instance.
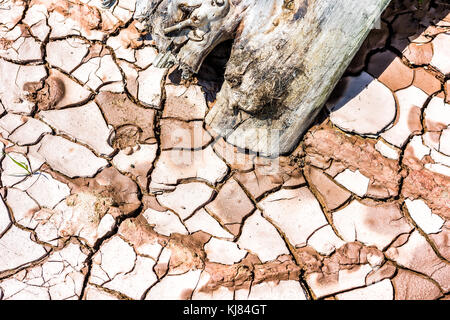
[326,0,449,114]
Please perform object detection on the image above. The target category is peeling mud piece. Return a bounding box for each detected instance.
[150,146,228,192]
[367,51,414,92]
[0,60,47,114]
[160,119,212,150]
[305,166,351,211]
[334,168,370,198]
[405,198,444,234]
[375,140,400,160]
[237,210,289,263]
[332,199,413,251]
[162,85,208,120]
[37,69,92,111]
[157,182,214,220]
[112,144,158,190]
[95,92,157,144]
[386,230,450,292]
[336,279,394,300]
[145,269,202,300]
[304,124,402,199]
[393,269,443,300]
[0,225,48,273]
[259,187,328,248]
[142,208,188,237]
[327,72,396,136]
[8,118,52,146]
[72,55,123,91]
[204,238,247,265]
[205,179,254,235]
[0,242,87,300]
[430,33,450,75]
[39,101,114,156]
[185,208,234,239]
[381,86,429,148]
[46,38,90,74]
[137,66,168,108]
[30,135,108,178]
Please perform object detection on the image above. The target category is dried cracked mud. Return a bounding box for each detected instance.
[0,0,449,300]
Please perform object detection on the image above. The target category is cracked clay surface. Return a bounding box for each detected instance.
[0,0,449,300]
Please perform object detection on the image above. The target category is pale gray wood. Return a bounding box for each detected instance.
[142,0,392,156]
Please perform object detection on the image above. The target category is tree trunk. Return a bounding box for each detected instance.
[142,0,392,156]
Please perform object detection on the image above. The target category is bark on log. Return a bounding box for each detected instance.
[141,0,392,156]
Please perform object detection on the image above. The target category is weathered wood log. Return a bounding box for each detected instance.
[140,0,392,156]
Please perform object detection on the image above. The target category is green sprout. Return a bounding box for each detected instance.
[3,152,32,176]
[2,152,48,186]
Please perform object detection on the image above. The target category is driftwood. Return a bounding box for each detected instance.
[138,0,392,156]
